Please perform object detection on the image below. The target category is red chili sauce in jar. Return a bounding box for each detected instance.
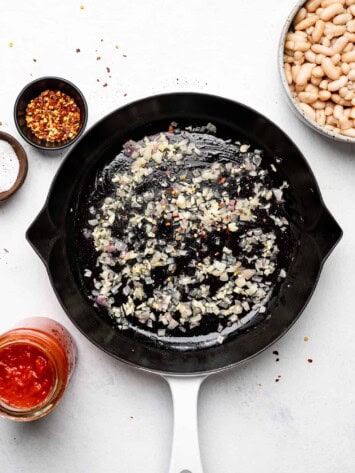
[0,343,54,410]
[0,317,77,421]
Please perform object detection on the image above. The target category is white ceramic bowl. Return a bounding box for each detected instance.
[278,0,355,144]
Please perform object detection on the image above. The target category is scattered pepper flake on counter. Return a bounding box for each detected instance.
[106,67,110,73]
[25,90,81,142]
[272,350,279,356]
[80,4,85,9]
[33,58,37,62]
[304,336,309,342]
[103,83,108,88]
[307,358,313,364]
[76,48,81,53]
[122,54,127,58]
[115,44,120,49]
[8,42,13,47]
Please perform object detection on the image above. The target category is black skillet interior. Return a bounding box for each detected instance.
[26,93,342,374]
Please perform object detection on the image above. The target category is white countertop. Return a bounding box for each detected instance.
[0,1,354,472]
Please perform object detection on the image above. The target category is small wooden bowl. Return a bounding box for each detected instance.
[0,131,28,201]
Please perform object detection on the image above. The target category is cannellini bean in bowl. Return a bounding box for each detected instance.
[279,0,355,143]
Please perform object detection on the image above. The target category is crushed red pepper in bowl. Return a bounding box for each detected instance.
[25,90,81,143]
[14,77,88,150]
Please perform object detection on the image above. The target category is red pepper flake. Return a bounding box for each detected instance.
[218,202,225,207]
[106,67,111,73]
[76,48,81,53]
[217,176,226,185]
[307,358,313,363]
[96,79,100,82]
[168,125,174,133]
[165,222,171,227]
[103,83,108,87]
[96,56,101,61]
[25,89,81,142]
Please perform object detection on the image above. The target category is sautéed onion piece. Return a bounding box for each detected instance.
[77,124,294,343]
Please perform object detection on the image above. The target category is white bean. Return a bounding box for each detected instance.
[306,0,322,11]
[322,56,341,78]
[312,44,335,55]
[294,7,307,25]
[339,116,352,129]
[342,50,355,61]
[322,0,345,6]
[306,84,320,93]
[333,12,352,23]
[292,64,302,82]
[346,0,355,5]
[347,19,355,32]
[299,102,317,120]
[285,41,310,52]
[306,50,317,62]
[296,63,316,85]
[312,20,326,41]
[316,109,327,125]
[332,36,349,53]
[349,4,355,15]
[342,62,351,74]
[285,64,293,84]
[299,91,319,103]
[320,3,345,21]
[334,104,344,117]
[343,43,354,52]
[331,53,342,64]
[319,89,332,99]
[313,100,327,108]
[312,65,325,77]
[295,16,319,30]
[325,103,335,114]
[341,128,355,136]
[350,107,355,118]
[326,115,339,125]
[325,23,347,37]
[348,69,355,80]
[328,75,348,90]
[344,32,355,41]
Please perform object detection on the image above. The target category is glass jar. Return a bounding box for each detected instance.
[0,317,77,421]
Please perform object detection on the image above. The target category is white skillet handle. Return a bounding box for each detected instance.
[164,375,207,473]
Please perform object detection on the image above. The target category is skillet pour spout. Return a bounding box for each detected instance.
[312,206,343,260]
[27,207,60,265]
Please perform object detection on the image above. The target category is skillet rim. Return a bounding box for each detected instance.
[26,92,343,375]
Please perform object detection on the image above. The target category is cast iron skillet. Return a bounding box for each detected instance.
[26,93,342,473]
